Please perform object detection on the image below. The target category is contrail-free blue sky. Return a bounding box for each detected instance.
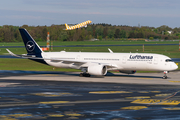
[1,0,180,28]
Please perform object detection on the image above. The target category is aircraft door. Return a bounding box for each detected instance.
[76,55,80,60]
[122,56,126,64]
[154,57,158,64]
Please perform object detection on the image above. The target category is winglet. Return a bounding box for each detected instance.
[108,48,113,53]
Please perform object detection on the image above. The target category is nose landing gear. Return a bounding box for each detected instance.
[163,71,168,79]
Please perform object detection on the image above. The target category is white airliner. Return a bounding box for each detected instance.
[7,29,178,79]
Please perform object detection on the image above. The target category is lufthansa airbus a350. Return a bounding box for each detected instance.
[7,29,178,79]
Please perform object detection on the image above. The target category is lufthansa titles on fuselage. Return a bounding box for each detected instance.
[128,55,153,61]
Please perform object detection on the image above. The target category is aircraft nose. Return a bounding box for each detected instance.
[173,63,178,70]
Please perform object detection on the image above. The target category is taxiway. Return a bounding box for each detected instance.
[1,71,180,85]
[0,71,180,120]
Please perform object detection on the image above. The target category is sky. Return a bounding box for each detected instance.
[1,0,180,28]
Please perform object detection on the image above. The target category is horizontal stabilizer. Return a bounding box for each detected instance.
[6,49,21,58]
[6,49,86,63]
[7,49,37,59]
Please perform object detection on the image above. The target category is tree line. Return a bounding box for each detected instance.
[0,24,180,42]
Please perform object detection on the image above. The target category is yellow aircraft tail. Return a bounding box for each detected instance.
[65,23,70,30]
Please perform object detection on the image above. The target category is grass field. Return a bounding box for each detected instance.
[0,40,180,72]
[0,40,179,46]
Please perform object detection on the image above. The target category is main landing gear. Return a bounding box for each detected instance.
[80,73,91,77]
[163,71,168,79]
[80,68,91,77]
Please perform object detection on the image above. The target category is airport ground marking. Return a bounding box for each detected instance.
[163,107,180,110]
[162,91,180,101]
[155,93,172,97]
[8,113,33,118]
[150,91,161,93]
[47,114,64,117]
[47,113,82,118]
[65,113,82,117]
[30,92,76,97]
[2,117,17,120]
[121,106,147,110]
[126,96,150,99]
[89,91,132,94]
[138,91,149,93]
[39,101,69,104]
[169,80,180,83]
[0,115,17,120]
[131,99,180,105]
[137,91,161,93]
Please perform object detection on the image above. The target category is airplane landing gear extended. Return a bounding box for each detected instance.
[163,71,168,79]
[80,68,91,77]
[80,73,91,77]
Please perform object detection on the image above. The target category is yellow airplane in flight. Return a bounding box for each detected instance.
[65,20,92,30]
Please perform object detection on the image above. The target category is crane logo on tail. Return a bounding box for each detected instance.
[26,41,35,52]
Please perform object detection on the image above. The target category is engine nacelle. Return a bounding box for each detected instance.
[119,70,136,74]
[88,65,107,76]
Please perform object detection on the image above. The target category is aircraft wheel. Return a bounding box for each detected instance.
[80,73,83,77]
[162,76,167,79]
[85,73,91,77]
[163,71,168,79]
[79,73,91,77]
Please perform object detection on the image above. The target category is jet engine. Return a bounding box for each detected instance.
[119,70,136,74]
[88,65,107,76]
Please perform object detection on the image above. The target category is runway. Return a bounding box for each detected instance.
[0,71,180,120]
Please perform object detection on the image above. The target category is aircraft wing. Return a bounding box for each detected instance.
[6,49,117,68]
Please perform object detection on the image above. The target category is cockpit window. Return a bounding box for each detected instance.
[165,59,173,62]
